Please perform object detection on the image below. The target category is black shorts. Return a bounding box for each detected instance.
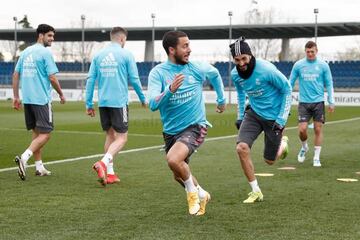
[24,103,53,133]
[237,108,282,161]
[298,102,325,123]
[163,124,208,163]
[99,106,128,133]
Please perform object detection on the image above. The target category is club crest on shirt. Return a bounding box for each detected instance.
[255,78,261,85]
[188,76,195,84]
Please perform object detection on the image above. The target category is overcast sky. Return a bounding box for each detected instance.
[1,0,360,61]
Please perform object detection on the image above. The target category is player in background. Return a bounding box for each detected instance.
[230,37,291,203]
[290,41,335,167]
[12,24,66,180]
[86,27,147,186]
[147,31,226,215]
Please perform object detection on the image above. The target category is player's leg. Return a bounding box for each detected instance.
[179,125,210,215]
[171,165,210,216]
[107,106,128,183]
[167,141,200,214]
[15,104,52,180]
[297,103,311,163]
[93,107,112,186]
[93,107,128,185]
[106,129,127,183]
[32,103,54,176]
[262,120,289,162]
[165,125,207,215]
[263,122,286,163]
[104,127,116,153]
[235,109,263,203]
[190,175,211,216]
[31,130,52,176]
[312,102,325,167]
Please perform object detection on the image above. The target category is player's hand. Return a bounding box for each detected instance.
[87,108,95,117]
[272,122,284,136]
[328,104,335,113]
[141,102,148,108]
[235,119,242,130]
[13,98,21,110]
[59,94,66,104]
[169,74,185,93]
[216,104,226,113]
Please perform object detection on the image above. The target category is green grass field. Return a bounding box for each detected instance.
[0,100,359,240]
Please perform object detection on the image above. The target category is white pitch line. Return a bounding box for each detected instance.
[0,127,161,137]
[1,117,359,173]
[0,145,164,173]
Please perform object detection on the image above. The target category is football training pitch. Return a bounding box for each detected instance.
[0,100,359,240]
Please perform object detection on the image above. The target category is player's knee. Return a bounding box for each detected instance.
[121,134,128,144]
[299,127,307,135]
[236,142,250,155]
[41,133,51,142]
[115,133,127,144]
[166,154,179,168]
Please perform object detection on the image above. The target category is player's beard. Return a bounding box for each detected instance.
[236,56,256,79]
[43,41,51,47]
[174,53,188,65]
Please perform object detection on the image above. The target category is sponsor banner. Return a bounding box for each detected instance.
[1,88,359,106]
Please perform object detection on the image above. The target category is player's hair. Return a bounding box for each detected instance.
[36,24,55,36]
[305,41,317,49]
[162,31,188,55]
[110,27,128,37]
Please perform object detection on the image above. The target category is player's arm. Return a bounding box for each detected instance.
[324,63,335,112]
[127,53,147,106]
[12,71,21,110]
[202,62,226,112]
[232,71,246,121]
[270,69,292,128]
[232,71,246,129]
[147,70,181,111]
[12,55,23,110]
[289,64,298,89]
[44,50,65,104]
[85,59,97,116]
[49,75,65,104]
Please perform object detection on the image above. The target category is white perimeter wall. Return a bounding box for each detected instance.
[1,88,360,106]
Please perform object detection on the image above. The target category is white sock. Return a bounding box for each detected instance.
[184,175,197,193]
[35,160,44,171]
[107,159,115,175]
[21,149,33,163]
[101,153,113,167]
[249,179,261,192]
[314,146,322,160]
[197,185,207,199]
[301,141,308,150]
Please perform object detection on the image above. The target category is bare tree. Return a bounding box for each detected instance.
[335,37,360,60]
[55,19,103,64]
[286,39,306,61]
[243,5,281,61]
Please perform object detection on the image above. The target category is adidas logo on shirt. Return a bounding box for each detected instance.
[23,54,35,67]
[100,53,118,67]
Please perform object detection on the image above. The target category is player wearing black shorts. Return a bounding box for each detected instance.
[86,27,146,186]
[230,37,292,203]
[290,41,335,167]
[12,24,65,181]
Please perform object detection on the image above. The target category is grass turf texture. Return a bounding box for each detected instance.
[0,100,359,239]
